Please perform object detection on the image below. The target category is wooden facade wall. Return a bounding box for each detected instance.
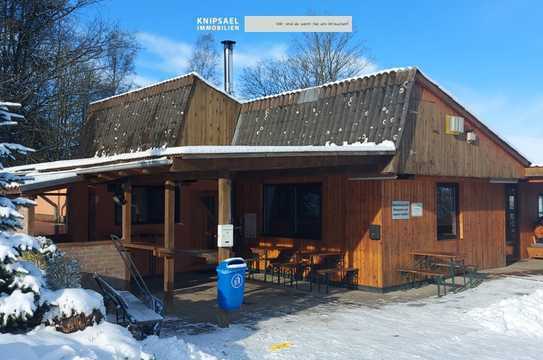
[519,182,543,259]
[381,177,506,287]
[401,85,526,179]
[235,175,384,288]
[179,78,240,146]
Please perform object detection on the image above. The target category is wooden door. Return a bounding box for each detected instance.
[505,184,520,261]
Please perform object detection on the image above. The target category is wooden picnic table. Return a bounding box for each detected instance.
[410,250,465,262]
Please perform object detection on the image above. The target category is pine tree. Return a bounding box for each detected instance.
[0,102,56,332]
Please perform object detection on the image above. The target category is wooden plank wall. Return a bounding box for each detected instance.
[180,78,240,146]
[401,86,525,179]
[345,180,384,288]
[381,177,506,287]
[235,175,384,288]
[519,182,543,259]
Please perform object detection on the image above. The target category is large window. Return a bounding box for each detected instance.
[539,194,543,219]
[263,183,322,240]
[114,186,180,225]
[436,183,459,240]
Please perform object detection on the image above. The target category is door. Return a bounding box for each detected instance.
[505,184,520,261]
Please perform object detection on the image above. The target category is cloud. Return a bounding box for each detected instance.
[136,32,192,73]
[126,74,158,88]
[446,84,543,164]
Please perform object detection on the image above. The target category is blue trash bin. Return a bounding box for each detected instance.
[216,257,247,311]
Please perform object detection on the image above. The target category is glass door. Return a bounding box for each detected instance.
[505,184,519,260]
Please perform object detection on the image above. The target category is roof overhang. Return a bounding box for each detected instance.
[7,145,396,192]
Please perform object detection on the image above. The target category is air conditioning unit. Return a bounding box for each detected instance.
[445,115,464,135]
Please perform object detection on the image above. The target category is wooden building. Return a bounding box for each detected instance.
[9,67,533,293]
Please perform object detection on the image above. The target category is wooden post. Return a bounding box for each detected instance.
[20,200,35,235]
[218,178,232,261]
[121,183,132,288]
[122,183,132,243]
[164,180,176,305]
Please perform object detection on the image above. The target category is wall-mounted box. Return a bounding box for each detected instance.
[217,224,234,247]
[466,130,478,144]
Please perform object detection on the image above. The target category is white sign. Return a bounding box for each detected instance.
[392,201,410,220]
[218,224,234,247]
[411,202,423,217]
[245,16,352,33]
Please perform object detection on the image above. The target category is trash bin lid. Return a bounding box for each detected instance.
[217,257,247,270]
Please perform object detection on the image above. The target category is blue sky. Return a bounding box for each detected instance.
[89,0,543,163]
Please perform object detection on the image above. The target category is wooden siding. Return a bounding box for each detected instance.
[180,78,240,146]
[235,175,384,288]
[381,177,506,287]
[345,180,384,287]
[400,86,526,179]
[519,182,543,259]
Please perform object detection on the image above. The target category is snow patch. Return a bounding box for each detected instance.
[43,288,105,319]
[469,288,543,337]
[0,322,216,360]
[0,290,36,325]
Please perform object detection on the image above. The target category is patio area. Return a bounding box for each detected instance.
[141,258,543,331]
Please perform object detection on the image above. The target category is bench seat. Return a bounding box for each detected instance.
[398,267,449,277]
[118,291,163,324]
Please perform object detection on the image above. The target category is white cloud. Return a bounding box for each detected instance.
[136,32,192,73]
[446,84,543,164]
[127,74,158,88]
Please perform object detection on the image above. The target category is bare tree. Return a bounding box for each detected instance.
[240,32,372,99]
[187,33,219,84]
[0,0,138,163]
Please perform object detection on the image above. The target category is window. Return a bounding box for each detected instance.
[263,183,322,239]
[114,186,180,225]
[539,194,543,219]
[436,183,459,240]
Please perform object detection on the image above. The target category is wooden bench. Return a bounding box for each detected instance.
[398,267,451,296]
[94,274,164,339]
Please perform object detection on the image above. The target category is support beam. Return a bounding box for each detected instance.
[163,179,176,304]
[122,183,132,243]
[121,183,132,288]
[20,201,35,235]
[218,178,232,261]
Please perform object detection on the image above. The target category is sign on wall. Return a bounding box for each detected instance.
[218,224,234,247]
[411,202,423,217]
[392,201,410,220]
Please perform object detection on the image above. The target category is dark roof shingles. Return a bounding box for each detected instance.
[233,69,416,147]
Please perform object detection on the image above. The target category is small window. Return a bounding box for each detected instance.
[538,194,543,219]
[436,183,459,240]
[114,186,180,225]
[263,183,322,240]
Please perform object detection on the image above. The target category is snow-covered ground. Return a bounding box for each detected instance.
[2,275,543,359]
[178,275,543,359]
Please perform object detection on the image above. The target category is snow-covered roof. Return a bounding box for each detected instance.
[90,71,238,105]
[5,142,396,192]
[241,67,413,104]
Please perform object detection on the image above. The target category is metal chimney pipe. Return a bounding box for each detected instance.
[221,40,236,94]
